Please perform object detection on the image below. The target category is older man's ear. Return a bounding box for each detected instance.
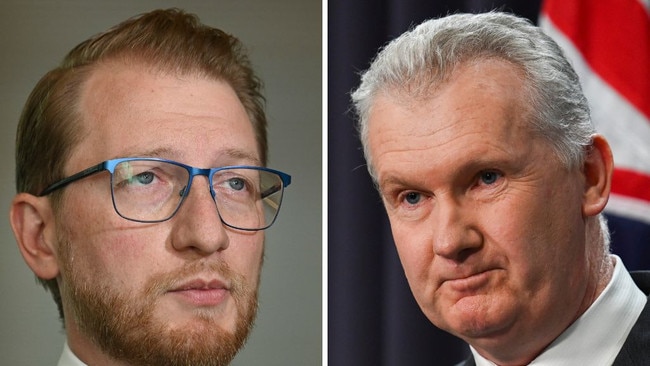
[581,134,614,218]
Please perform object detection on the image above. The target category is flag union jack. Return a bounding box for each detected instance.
[540,0,650,269]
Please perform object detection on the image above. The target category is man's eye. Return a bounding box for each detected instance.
[133,172,155,185]
[121,171,156,187]
[404,192,421,205]
[228,177,246,191]
[479,171,501,185]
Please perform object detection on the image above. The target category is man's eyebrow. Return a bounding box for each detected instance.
[115,147,262,166]
[377,155,518,190]
[220,148,262,165]
[115,147,175,159]
[377,175,416,192]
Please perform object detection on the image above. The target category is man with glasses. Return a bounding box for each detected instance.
[9,8,290,366]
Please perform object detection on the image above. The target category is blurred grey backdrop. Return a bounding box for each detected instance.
[0,1,322,365]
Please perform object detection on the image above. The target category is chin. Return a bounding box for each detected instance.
[431,298,513,340]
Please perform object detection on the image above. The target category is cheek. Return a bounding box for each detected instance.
[74,229,161,291]
[226,232,265,280]
[480,197,546,273]
[482,189,584,293]
[60,194,168,288]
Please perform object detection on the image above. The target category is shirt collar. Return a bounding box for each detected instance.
[471,255,647,365]
[57,341,87,366]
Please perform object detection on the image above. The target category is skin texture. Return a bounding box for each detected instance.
[367,59,614,365]
[11,61,264,365]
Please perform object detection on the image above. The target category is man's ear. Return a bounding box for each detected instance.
[582,134,614,217]
[9,193,59,280]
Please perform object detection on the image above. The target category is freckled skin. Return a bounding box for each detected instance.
[56,62,264,365]
[368,59,611,365]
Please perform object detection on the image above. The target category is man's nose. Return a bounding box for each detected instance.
[431,198,482,261]
[170,176,230,254]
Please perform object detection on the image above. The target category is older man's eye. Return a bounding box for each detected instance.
[479,171,501,185]
[404,192,421,205]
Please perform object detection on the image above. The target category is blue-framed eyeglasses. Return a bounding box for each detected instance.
[38,157,292,231]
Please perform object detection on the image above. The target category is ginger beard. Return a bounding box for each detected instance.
[57,232,260,366]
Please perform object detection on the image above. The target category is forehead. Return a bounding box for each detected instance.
[71,61,258,168]
[368,59,538,179]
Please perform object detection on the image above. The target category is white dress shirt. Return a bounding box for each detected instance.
[57,342,86,366]
[471,255,647,366]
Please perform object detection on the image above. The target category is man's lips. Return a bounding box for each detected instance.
[441,269,497,293]
[168,278,230,306]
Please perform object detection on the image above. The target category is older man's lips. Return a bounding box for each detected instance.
[444,270,494,293]
[169,279,229,306]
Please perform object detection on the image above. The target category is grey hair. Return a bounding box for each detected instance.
[352,12,595,180]
[352,12,611,254]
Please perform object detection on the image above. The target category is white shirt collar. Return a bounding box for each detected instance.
[57,341,87,366]
[471,255,647,365]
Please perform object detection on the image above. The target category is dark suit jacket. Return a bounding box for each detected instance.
[457,271,650,366]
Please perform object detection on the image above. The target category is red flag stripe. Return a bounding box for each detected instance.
[540,16,650,177]
[542,0,650,120]
[611,168,650,203]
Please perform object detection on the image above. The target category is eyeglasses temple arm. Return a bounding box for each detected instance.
[260,185,283,200]
[38,162,106,196]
